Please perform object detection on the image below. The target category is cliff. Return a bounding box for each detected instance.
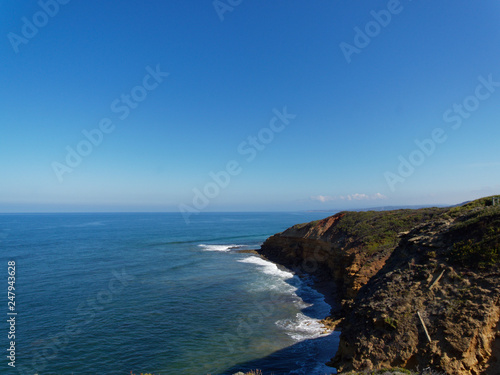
[258,197,500,374]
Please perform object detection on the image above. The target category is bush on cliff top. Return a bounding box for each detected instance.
[333,208,445,255]
[292,196,500,268]
[448,205,500,268]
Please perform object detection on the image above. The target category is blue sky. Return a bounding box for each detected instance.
[1,0,500,213]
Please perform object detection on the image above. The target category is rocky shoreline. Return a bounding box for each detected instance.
[256,196,500,374]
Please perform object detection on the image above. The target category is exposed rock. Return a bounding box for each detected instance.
[234,249,259,254]
[259,208,448,316]
[258,196,500,374]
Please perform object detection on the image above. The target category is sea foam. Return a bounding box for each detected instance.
[198,244,237,252]
[238,256,332,343]
[276,312,327,341]
[237,255,294,279]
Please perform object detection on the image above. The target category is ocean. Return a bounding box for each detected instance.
[1,212,339,375]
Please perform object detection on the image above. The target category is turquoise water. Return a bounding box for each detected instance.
[1,212,339,374]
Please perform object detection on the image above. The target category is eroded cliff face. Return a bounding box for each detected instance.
[259,208,447,312]
[333,218,500,374]
[258,198,500,374]
[260,216,388,306]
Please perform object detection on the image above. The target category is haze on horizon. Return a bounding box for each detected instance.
[2,1,500,214]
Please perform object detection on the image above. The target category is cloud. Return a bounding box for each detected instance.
[311,193,387,202]
[311,195,332,203]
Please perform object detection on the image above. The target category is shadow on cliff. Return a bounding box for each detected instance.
[216,332,339,375]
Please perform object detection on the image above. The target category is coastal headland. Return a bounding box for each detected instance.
[257,196,500,374]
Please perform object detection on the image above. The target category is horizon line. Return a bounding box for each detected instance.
[0,204,450,215]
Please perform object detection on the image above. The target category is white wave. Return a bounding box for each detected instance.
[298,282,332,318]
[276,312,328,341]
[238,256,294,279]
[274,281,333,342]
[198,244,237,252]
[239,256,334,345]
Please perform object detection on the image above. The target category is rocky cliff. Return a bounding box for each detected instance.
[258,197,500,374]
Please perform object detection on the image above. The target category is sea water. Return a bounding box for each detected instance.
[0,212,339,375]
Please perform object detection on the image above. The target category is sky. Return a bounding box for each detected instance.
[1,0,500,213]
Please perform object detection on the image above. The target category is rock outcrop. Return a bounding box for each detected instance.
[258,197,500,374]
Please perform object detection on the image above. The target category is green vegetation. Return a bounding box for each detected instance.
[333,208,445,256]
[298,196,500,269]
[447,202,500,268]
[448,195,499,216]
[384,316,398,330]
[291,219,321,230]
